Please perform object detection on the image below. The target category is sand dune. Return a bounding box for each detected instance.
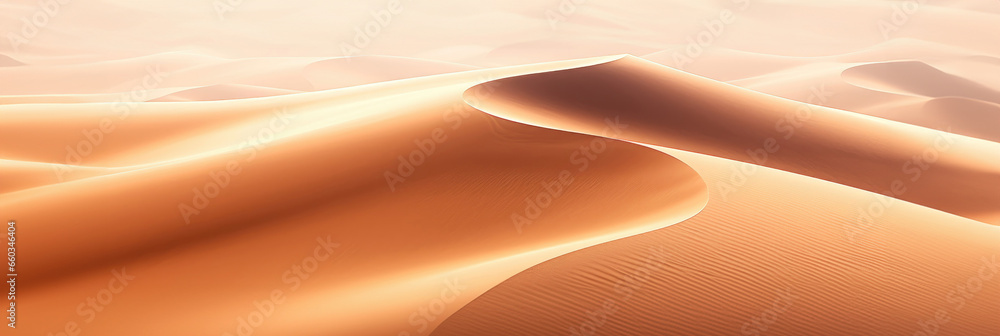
[0,54,478,102]
[0,54,22,66]
[841,61,1000,104]
[917,97,1000,142]
[464,56,1000,225]
[148,84,303,102]
[657,39,1000,145]
[433,146,1000,336]
[858,97,1000,143]
[431,57,1000,335]
[5,58,708,335]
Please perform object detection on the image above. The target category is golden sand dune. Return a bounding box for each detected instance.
[432,57,1000,335]
[464,56,1000,225]
[4,58,707,335]
[434,147,1000,336]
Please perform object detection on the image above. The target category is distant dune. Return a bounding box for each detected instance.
[841,61,1000,104]
[0,53,23,66]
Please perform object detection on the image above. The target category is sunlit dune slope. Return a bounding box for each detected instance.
[433,147,1000,336]
[464,55,1000,225]
[2,57,707,335]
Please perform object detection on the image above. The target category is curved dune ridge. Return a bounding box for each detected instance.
[3,57,709,335]
[434,58,1000,336]
[462,56,1000,226]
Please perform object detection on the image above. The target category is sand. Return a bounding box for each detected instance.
[2,1,998,335]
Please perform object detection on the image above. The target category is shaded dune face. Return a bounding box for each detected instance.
[5,69,707,334]
[463,56,1000,225]
[918,97,1000,143]
[863,96,1000,144]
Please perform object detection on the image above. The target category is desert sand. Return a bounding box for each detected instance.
[2,0,998,335]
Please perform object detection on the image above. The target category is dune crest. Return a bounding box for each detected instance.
[463,55,1000,225]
